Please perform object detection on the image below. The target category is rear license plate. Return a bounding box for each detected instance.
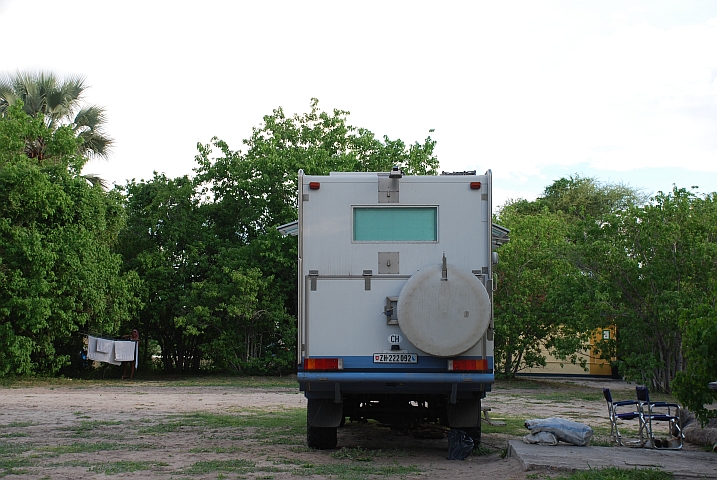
[373,353,417,363]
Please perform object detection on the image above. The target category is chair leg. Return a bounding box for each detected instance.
[638,415,652,448]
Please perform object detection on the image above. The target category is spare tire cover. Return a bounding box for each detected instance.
[398,264,491,357]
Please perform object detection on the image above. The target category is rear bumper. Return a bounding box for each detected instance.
[299,371,494,399]
[298,372,493,384]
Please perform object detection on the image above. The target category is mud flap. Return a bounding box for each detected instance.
[308,398,344,428]
[447,399,481,428]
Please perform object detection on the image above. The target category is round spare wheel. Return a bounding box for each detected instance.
[397,263,491,357]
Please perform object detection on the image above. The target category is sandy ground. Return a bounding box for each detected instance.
[0,377,698,479]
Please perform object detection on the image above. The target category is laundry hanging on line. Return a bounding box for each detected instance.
[87,336,138,369]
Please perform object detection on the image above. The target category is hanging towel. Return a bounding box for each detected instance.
[86,336,121,365]
[114,340,136,362]
[87,336,102,361]
[96,338,113,354]
[105,341,121,366]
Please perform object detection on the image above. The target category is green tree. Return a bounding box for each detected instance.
[119,99,438,374]
[194,98,438,237]
[0,71,113,160]
[118,174,209,373]
[582,187,717,394]
[0,103,140,377]
[493,205,586,375]
[493,176,645,377]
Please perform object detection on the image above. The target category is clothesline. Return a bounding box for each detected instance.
[85,334,139,369]
[78,331,133,341]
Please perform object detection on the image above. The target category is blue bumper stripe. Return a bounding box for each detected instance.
[298,372,494,384]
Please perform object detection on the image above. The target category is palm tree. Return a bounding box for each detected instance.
[0,71,113,160]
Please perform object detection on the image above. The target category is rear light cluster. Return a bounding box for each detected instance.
[303,358,343,371]
[448,359,488,371]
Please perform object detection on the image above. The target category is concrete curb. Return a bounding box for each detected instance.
[508,439,717,478]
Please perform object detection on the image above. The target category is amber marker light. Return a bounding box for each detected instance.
[447,359,488,371]
[303,358,343,370]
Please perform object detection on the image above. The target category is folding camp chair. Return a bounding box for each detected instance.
[603,388,645,446]
[636,385,683,449]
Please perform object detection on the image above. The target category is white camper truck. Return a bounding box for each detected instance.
[293,168,507,449]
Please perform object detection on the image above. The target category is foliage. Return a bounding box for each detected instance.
[193,97,438,238]
[0,104,140,377]
[119,99,438,374]
[493,206,581,375]
[669,193,717,420]
[493,176,642,377]
[0,71,112,161]
[582,188,717,394]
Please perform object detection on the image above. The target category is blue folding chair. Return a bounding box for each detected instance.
[636,386,683,449]
[603,388,644,446]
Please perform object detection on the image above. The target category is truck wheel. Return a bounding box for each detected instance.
[455,422,481,446]
[307,425,337,449]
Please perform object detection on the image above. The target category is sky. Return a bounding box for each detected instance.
[2,0,716,209]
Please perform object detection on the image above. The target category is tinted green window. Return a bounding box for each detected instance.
[353,207,437,241]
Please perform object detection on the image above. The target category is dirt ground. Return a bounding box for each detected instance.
[0,376,701,479]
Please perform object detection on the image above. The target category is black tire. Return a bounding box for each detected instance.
[307,425,337,449]
[455,422,481,446]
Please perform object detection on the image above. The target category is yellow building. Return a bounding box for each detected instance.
[520,326,617,377]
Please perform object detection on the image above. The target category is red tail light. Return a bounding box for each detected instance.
[448,359,488,371]
[303,358,343,370]
[470,182,482,190]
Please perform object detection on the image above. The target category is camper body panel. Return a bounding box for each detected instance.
[297,170,496,448]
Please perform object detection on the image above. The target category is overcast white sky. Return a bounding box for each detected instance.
[2,0,716,208]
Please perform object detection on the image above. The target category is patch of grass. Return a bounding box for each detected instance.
[50,460,92,468]
[88,460,167,475]
[287,445,314,453]
[182,459,259,475]
[141,408,304,431]
[271,457,314,466]
[0,421,34,428]
[532,391,604,403]
[156,376,298,389]
[481,415,528,436]
[493,377,548,390]
[0,375,299,390]
[0,442,34,455]
[0,456,35,478]
[0,433,29,438]
[137,421,185,434]
[44,442,122,454]
[330,447,410,461]
[64,419,123,436]
[471,444,492,456]
[589,435,616,447]
[139,409,306,445]
[188,445,247,454]
[306,463,421,479]
[554,466,673,480]
[331,447,374,461]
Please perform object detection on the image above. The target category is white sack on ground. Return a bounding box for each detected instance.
[523,431,559,445]
[524,417,593,446]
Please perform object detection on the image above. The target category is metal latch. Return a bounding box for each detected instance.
[363,270,372,290]
[309,270,318,291]
[384,296,398,325]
